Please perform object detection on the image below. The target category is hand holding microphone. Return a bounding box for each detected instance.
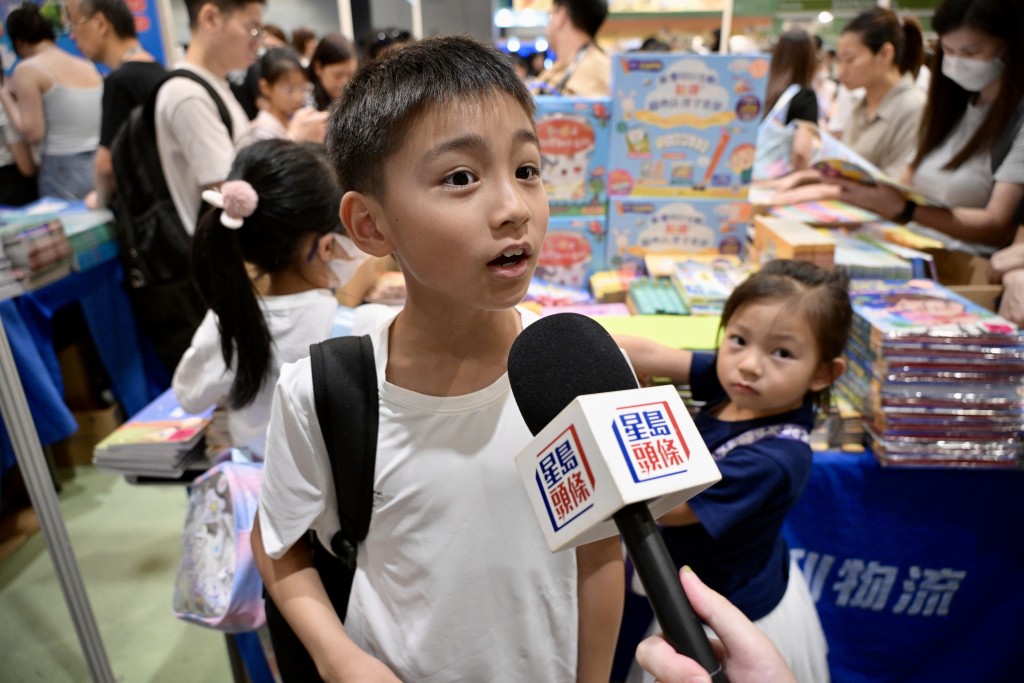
[507,313,727,681]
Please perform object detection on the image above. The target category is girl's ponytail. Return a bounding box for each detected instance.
[899,16,925,79]
[189,201,273,409]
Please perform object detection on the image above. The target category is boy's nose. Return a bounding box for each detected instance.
[492,178,532,232]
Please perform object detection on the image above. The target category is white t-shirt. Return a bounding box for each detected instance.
[239,110,287,147]
[154,62,250,233]
[912,100,1024,253]
[914,100,1024,209]
[258,308,579,681]
[172,291,391,457]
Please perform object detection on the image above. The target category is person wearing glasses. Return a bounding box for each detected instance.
[63,0,165,209]
[0,3,102,200]
[154,0,265,235]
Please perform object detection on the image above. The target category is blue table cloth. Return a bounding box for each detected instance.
[783,449,1024,682]
[613,449,1024,682]
[1,258,168,491]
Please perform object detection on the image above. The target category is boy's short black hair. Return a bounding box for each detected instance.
[80,0,137,38]
[553,0,608,39]
[185,0,265,29]
[326,35,535,201]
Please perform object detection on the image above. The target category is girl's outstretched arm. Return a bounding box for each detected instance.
[614,335,694,385]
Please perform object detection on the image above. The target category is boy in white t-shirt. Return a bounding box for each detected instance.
[252,36,623,682]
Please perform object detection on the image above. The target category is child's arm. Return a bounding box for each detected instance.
[251,514,401,682]
[657,502,701,527]
[575,536,624,683]
[613,335,694,385]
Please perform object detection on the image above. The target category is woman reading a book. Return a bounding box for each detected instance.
[768,7,926,202]
[832,0,1024,255]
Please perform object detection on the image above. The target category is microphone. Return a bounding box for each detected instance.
[508,313,726,681]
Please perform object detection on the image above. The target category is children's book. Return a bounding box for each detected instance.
[850,279,1019,346]
[94,388,213,473]
[769,199,880,227]
[812,157,943,208]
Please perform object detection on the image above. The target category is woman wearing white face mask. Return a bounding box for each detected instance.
[172,140,391,460]
[834,0,1024,257]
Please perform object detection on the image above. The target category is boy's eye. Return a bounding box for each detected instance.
[773,348,793,359]
[516,164,541,181]
[443,170,477,187]
[728,334,745,346]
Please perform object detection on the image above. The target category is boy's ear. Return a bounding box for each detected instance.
[340,191,394,258]
[809,357,846,393]
[196,2,220,32]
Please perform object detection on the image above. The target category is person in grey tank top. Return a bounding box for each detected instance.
[1,4,102,200]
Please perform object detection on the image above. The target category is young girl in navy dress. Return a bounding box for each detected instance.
[617,259,852,683]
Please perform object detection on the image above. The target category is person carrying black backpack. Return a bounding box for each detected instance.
[109,0,264,374]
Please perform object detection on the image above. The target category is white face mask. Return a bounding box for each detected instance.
[942,54,1004,92]
[325,234,370,289]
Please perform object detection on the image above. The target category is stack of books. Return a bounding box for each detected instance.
[0,257,24,301]
[60,209,119,271]
[836,279,1024,469]
[0,215,74,291]
[669,258,753,316]
[93,389,214,478]
[829,230,914,280]
[768,199,880,227]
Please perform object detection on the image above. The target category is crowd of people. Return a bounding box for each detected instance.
[1,0,1021,681]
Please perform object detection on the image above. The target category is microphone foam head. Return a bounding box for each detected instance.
[508,313,639,435]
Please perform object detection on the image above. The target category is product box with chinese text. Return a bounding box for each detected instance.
[537,216,607,288]
[607,53,769,198]
[606,198,751,271]
[534,96,612,216]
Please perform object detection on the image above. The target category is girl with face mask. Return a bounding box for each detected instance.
[832,0,1024,261]
[172,140,386,460]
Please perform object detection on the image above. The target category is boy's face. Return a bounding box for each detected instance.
[371,93,548,314]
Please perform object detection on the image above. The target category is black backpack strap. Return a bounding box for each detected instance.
[309,335,378,570]
[144,68,234,138]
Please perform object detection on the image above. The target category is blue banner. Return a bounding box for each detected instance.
[2,0,168,76]
[783,450,1024,682]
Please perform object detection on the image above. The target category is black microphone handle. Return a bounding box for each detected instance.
[613,502,728,682]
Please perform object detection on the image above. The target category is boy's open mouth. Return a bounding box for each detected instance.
[489,247,528,267]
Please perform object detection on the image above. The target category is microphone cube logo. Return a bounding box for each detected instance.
[534,425,596,531]
[612,400,690,482]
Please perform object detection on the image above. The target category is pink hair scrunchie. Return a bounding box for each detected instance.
[201,180,259,229]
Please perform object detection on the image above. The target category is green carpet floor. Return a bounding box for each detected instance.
[0,465,236,682]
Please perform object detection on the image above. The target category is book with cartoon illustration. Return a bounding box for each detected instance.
[811,152,943,208]
[848,279,1020,351]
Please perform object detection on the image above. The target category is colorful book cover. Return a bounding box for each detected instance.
[537,217,606,288]
[607,53,769,198]
[671,258,753,310]
[606,198,750,271]
[769,200,880,227]
[813,158,943,208]
[850,279,1018,341]
[534,96,611,216]
[95,388,213,453]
